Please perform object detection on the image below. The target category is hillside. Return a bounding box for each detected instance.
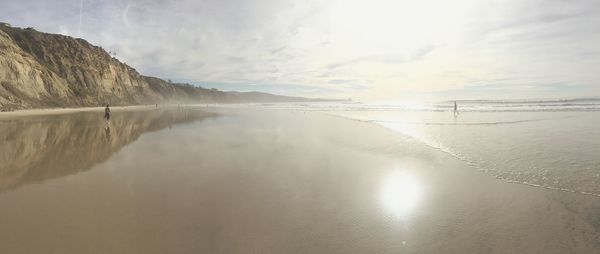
[0,24,319,111]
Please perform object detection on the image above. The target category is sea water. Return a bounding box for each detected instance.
[253,98,600,196]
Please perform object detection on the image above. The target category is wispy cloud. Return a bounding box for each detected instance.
[1,0,599,100]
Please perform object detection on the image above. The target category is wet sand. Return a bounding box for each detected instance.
[0,108,598,253]
[0,105,159,119]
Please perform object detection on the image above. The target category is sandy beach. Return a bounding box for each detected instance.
[0,107,598,254]
[0,105,179,119]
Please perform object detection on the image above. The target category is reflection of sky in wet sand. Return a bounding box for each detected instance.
[0,108,598,253]
[0,109,216,193]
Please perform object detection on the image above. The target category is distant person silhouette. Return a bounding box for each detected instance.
[104,104,111,122]
[453,101,459,117]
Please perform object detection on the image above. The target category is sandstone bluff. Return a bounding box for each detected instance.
[0,24,316,111]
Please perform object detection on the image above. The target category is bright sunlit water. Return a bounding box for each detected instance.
[251,98,600,196]
[380,171,422,219]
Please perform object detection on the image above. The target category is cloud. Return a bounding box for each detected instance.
[327,55,406,69]
[1,0,599,100]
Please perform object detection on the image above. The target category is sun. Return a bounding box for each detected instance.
[379,170,423,218]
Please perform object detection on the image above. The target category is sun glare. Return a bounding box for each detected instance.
[379,171,423,218]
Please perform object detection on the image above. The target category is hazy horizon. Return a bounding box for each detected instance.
[2,0,600,101]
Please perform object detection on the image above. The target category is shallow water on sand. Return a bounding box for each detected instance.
[0,108,598,253]
[330,110,600,196]
[248,100,600,196]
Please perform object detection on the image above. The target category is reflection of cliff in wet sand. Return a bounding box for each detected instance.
[0,109,216,192]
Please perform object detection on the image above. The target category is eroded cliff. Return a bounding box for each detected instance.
[0,25,316,111]
[0,26,165,110]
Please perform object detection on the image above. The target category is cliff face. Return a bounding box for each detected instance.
[143,76,321,103]
[0,25,317,111]
[0,26,164,110]
[143,76,229,103]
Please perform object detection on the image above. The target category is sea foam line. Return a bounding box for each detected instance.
[321,112,600,198]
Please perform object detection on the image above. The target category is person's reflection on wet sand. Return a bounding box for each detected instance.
[104,123,112,142]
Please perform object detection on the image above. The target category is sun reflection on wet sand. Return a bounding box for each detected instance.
[380,170,423,219]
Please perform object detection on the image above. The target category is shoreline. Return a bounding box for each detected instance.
[327,113,600,198]
[0,104,180,119]
[0,103,275,119]
[3,104,600,198]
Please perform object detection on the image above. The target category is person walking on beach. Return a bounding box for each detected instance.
[104,104,111,122]
[453,101,459,116]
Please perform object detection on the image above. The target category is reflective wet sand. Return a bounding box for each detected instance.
[0,108,598,253]
[0,108,216,193]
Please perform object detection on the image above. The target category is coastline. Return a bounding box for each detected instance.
[327,113,600,198]
[0,104,178,119]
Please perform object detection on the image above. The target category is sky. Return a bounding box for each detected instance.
[1,0,600,101]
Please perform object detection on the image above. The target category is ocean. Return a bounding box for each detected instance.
[251,98,600,196]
